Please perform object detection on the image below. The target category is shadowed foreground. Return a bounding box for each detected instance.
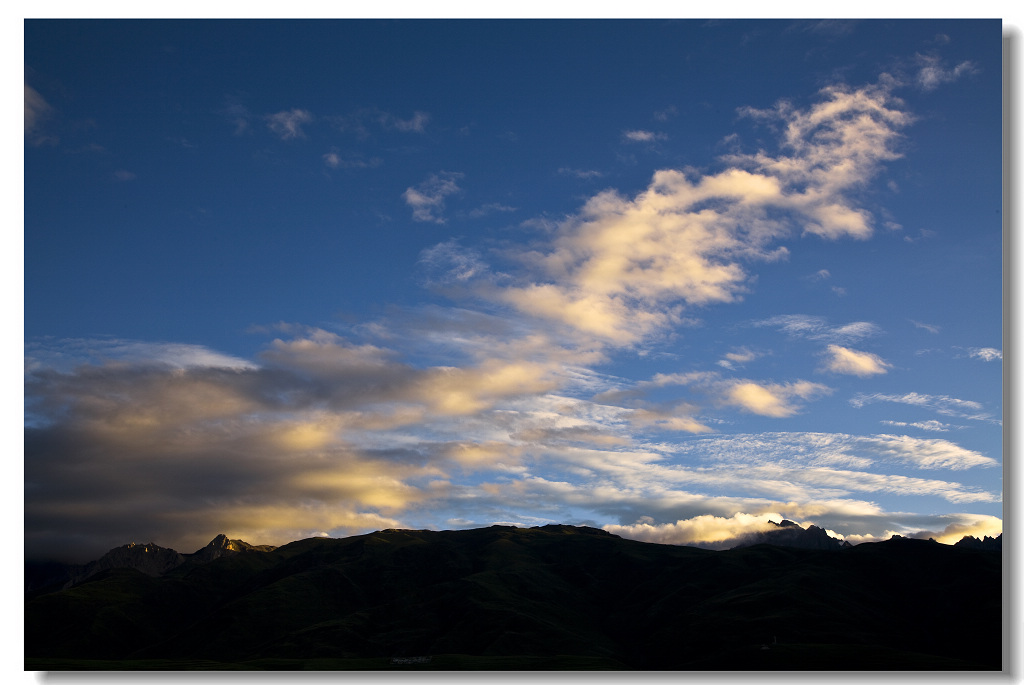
[25,525,1002,670]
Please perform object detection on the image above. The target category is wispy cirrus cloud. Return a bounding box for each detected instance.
[914,53,978,91]
[755,315,882,344]
[558,167,603,179]
[881,419,955,432]
[266,108,314,140]
[850,392,998,423]
[403,171,463,223]
[911,319,941,334]
[24,83,54,143]
[378,110,429,132]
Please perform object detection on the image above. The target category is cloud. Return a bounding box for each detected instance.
[850,392,996,423]
[968,347,1001,362]
[24,337,256,376]
[914,54,978,91]
[910,319,940,334]
[605,512,780,548]
[25,329,999,562]
[113,169,137,182]
[323,150,381,169]
[417,240,489,286]
[480,78,910,348]
[266,108,313,139]
[607,371,830,420]
[822,344,891,376]
[403,171,463,223]
[881,420,953,432]
[623,130,667,142]
[379,110,429,132]
[723,380,831,417]
[756,314,882,344]
[731,80,913,239]
[653,106,678,122]
[670,431,996,471]
[910,514,1002,544]
[466,203,516,219]
[717,347,759,369]
[24,83,53,140]
[558,167,603,179]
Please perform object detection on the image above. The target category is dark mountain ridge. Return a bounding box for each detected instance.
[25,524,1002,671]
[25,534,277,596]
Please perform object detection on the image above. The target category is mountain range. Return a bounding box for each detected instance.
[25,523,1002,671]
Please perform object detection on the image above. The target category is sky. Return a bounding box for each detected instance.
[23,19,1005,563]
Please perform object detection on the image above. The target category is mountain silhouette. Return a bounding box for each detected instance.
[25,534,277,596]
[729,519,845,550]
[25,525,1001,671]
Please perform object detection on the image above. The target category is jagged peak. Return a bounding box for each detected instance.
[207,534,231,548]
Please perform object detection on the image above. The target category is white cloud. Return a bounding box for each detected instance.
[379,110,429,132]
[24,337,256,375]
[717,347,759,369]
[822,344,891,376]
[623,129,667,142]
[266,108,313,139]
[417,240,489,285]
[653,105,678,121]
[323,150,381,169]
[968,347,1001,362]
[850,392,996,423]
[756,315,882,344]
[914,54,978,91]
[24,83,52,138]
[403,172,463,223]
[881,420,953,432]
[466,203,516,219]
[911,319,941,334]
[558,167,603,179]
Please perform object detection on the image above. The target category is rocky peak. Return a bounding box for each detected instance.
[731,519,844,551]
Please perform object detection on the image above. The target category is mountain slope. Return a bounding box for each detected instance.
[25,525,1002,670]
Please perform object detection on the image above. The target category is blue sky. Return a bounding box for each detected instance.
[23,19,1004,562]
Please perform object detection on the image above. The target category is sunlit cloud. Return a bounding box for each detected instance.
[822,344,891,376]
[605,512,781,547]
[723,380,831,417]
